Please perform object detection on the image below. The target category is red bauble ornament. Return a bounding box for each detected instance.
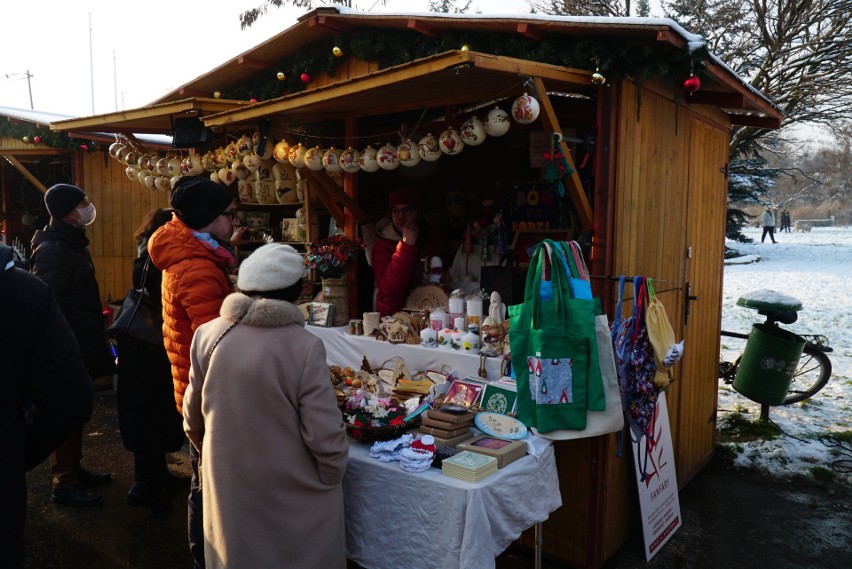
[300,72,311,84]
[684,75,701,95]
[80,143,88,151]
[33,135,41,144]
[250,98,258,103]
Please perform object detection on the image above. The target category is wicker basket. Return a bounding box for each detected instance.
[346,418,419,443]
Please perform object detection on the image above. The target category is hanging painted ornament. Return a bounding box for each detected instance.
[397,139,421,167]
[417,133,442,162]
[591,71,606,86]
[236,135,253,158]
[322,147,343,173]
[272,140,290,163]
[460,116,487,146]
[359,145,380,172]
[300,72,311,84]
[212,148,229,169]
[377,143,400,170]
[154,176,171,192]
[332,46,343,57]
[460,44,470,52]
[303,145,324,171]
[108,141,124,157]
[121,147,138,166]
[276,71,285,81]
[217,167,237,186]
[136,169,148,186]
[170,175,182,190]
[484,107,510,137]
[144,174,157,191]
[186,154,205,175]
[439,127,464,155]
[225,142,240,163]
[125,166,139,181]
[339,147,361,173]
[243,153,261,172]
[167,157,182,177]
[511,93,540,124]
[684,74,701,95]
[288,142,307,168]
[156,156,172,176]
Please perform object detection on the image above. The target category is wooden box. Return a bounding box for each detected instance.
[455,435,527,469]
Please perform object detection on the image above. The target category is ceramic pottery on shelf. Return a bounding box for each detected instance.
[484,107,510,137]
[511,93,540,124]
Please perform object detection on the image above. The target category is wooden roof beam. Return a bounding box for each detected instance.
[532,76,593,230]
[728,114,782,129]
[407,19,441,38]
[308,15,352,33]
[516,23,544,41]
[685,91,746,108]
[177,87,210,98]
[237,55,273,70]
[2,155,50,193]
[656,29,686,49]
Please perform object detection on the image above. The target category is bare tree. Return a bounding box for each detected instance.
[241,0,358,30]
[527,0,633,16]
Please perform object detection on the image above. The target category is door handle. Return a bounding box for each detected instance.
[684,282,701,325]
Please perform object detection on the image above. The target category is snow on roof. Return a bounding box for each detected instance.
[0,105,75,125]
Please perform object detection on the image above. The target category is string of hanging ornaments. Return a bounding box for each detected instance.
[103,88,548,201]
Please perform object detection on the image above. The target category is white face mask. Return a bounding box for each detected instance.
[75,203,97,227]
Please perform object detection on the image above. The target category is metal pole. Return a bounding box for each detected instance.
[89,12,95,114]
[26,69,33,109]
[535,522,543,569]
[113,50,118,111]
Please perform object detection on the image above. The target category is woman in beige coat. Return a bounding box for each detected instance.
[183,243,348,569]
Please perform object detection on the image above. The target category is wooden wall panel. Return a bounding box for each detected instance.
[81,152,170,304]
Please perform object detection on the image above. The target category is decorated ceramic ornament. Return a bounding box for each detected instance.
[209,172,221,184]
[397,139,421,167]
[272,162,298,203]
[359,145,380,172]
[224,142,240,163]
[322,147,343,173]
[684,74,701,95]
[243,153,261,172]
[154,176,171,192]
[125,166,139,181]
[288,143,307,168]
[137,154,154,172]
[170,175,182,190]
[272,140,290,163]
[231,160,252,180]
[108,142,125,159]
[303,145,324,171]
[213,148,229,170]
[339,147,360,173]
[200,152,217,172]
[136,170,148,186]
[438,127,464,155]
[511,93,540,124]
[187,155,205,175]
[144,174,157,191]
[484,107,511,137]
[236,135,253,158]
[167,157,182,177]
[460,117,487,146]
[217,167,236,186]
[377,143,399,170]
[121,148,140,167]
[238,179,257,203]
[155,157,172,177]
[417,133,442,162]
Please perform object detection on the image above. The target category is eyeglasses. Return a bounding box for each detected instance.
[390,206,414,216]
[220,210,238,220]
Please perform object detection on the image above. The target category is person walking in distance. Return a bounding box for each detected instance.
[1,243,93,567]
[761,207,777,243]
[147,176,246,568]
[30,183,116,507]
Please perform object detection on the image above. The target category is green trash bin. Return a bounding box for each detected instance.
[733,323,805,405]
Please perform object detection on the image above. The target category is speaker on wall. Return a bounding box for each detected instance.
[171,116,213,149]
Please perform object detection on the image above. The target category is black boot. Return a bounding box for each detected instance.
[126,483,172,513]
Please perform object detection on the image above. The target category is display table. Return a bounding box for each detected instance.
[306,325,504,380]
[344,440,561,569]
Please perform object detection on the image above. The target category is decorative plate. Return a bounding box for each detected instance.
[404,284,449,312]
[474,412,528,440]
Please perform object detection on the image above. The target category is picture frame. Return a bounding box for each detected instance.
[480,382,518,415]
[307,302,335,327]
[241,211,270,228]
[442,378,485,409]
[281,217,301,242]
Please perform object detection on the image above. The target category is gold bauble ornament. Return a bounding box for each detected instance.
[22,136,30,144]
[276,71,285,81]
[213,91,222,99]
[461,44,470,51]
[591,72,606,86]
[332,46,343,57]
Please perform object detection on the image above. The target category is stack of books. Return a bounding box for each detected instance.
[419,409,475,447]
[441,451,499,483]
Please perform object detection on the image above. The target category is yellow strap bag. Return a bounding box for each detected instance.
[644,279,684,388]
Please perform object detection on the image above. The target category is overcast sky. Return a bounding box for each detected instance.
[3,0,613,118]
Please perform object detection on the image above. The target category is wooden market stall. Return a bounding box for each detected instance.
[51,8,783,568]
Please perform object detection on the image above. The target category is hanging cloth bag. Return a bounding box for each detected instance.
[645,279,684,388]
[626,278,661,439]
[509,241,599,432]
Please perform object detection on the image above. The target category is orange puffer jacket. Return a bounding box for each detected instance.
[148,217,233,413]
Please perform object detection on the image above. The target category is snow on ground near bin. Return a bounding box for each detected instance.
[720,226,852,485]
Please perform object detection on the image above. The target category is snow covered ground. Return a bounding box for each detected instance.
[719,226,852,485]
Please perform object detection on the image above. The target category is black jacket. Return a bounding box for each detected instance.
[31,220,116,378]
[1,244,93,567]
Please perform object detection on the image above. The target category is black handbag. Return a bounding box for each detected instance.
[107,257,163,349]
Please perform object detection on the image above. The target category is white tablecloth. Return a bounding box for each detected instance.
[343,441,561,569]
[306,325,504,380]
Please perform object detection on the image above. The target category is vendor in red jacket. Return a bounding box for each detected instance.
[372,187,447,316]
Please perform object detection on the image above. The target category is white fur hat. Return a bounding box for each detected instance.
[237,243,305,291]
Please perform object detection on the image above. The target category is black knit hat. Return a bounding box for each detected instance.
[44,183,86,219]
[169,176,234,230]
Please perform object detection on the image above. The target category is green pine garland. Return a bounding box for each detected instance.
[0,118,79,150]
[227,29,708,103]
